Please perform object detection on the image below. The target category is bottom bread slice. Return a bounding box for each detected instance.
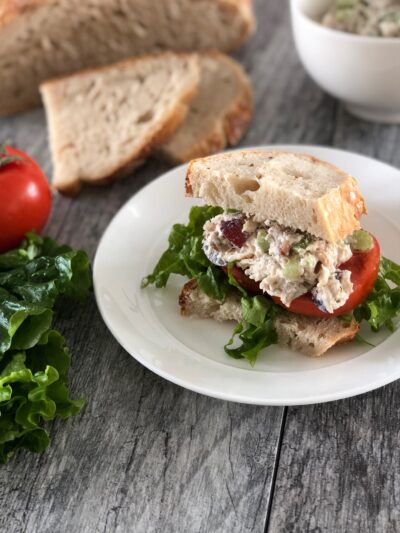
[179,279,359,357]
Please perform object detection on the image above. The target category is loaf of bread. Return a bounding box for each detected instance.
[160,52,253,163]
[0,0,254,116]
[186,150,366,242]
[40,53,200,195]
[179,279,359,357]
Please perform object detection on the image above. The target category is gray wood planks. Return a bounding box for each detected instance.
[268,387,400,533]
[1,0,400,532]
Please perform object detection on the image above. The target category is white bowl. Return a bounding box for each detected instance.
[290,0,400,123]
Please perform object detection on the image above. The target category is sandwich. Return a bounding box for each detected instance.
[142,150,400,365]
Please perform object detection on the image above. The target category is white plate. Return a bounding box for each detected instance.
[94,146,400,405]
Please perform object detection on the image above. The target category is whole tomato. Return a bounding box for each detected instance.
[0,144,52,252]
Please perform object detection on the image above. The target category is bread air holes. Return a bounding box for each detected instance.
[229,176,261,198]
[132,21,147,38]
[312,209,317,224]
[137,110,154,123]
[204,182,220,204]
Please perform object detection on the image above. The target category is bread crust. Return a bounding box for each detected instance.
[274,314,359,357]
[0,0,49,28]
[40,52,199,195]
[185,150,367,242]
[161,51,253,163]
[179,279,199,315]
[218,0,256,51]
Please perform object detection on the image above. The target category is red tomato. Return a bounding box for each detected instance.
[0,145,52,252]
[224,234,381,317]
[222,264,262,295]
[275,235,381,317]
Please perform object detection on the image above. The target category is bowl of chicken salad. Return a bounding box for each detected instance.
[291,0,400,123]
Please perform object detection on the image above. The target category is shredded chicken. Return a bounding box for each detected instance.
[203,213,354,313]
[321,0,400,38]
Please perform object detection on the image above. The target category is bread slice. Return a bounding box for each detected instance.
[274,314,359,358]
[40,53,200,195]
[179,279,359,357]
[160,52,253,163]
[0,0,254,116]
[186,150,366,243]
[179,279,243,322]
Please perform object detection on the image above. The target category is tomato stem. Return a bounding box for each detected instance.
[0,142,23,168]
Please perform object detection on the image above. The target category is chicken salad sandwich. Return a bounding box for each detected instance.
[142,150,400,365]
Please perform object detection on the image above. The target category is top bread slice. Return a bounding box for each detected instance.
[0,0,254,116]
[160,52,253,163]
[179,279,359,357]
[186,150,366,243]
[40,53,200,195]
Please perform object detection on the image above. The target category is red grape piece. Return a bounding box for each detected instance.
[220,216,248,248]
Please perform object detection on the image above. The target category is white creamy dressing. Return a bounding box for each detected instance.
[203,213,354,313]
[321,0,400,37]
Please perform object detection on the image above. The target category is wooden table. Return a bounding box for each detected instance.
[2,2,400,532]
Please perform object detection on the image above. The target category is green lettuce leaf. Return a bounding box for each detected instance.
[0,232,91,306]
[224,296,279,366]
[142,205,229,300]
[226,263,247,296]
[0,293,53,356]
[0,233,90,463]
[354,257,400,331]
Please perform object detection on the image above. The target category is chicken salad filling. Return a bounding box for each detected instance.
[321,0,400,38]
[203,212,355,313]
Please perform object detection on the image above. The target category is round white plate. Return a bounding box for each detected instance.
[94,145,400,405]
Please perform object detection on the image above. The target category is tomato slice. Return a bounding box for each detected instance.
[222,264,262,295]
[223,234,381,317]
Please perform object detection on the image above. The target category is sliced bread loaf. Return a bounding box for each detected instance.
[160,52,253,163]
[179,279,359,357]
[186,150,366,242]
[0,0,254,116]
[40,53,200,195]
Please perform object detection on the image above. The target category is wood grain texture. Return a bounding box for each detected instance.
[1,1,400,532]
[333,107,400,168]
[268,385,400,533]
